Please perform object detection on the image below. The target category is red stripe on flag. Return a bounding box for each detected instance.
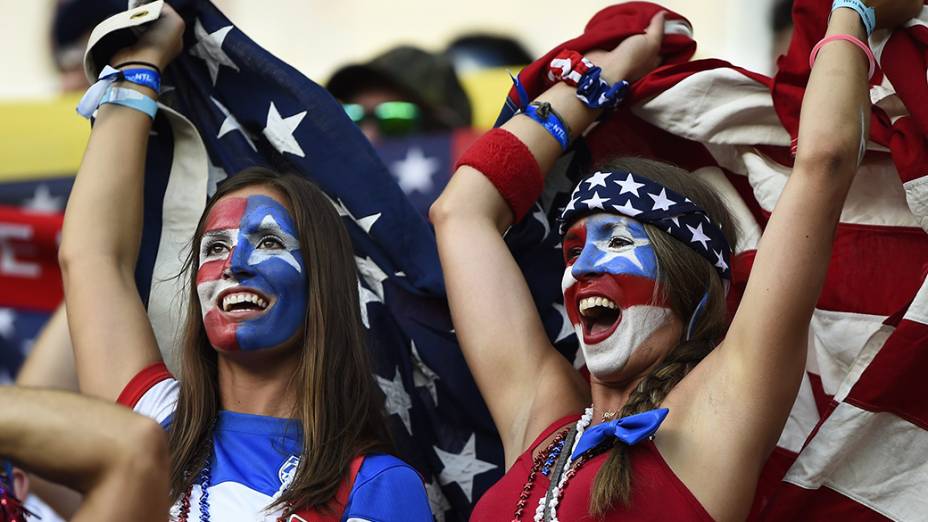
[720,194,928,317]
[819,224,928,316]
[758,482,892,521]
[845,316,928,431]
[806,372,833,420]
[749,446,799,520]
[0,205,64,312]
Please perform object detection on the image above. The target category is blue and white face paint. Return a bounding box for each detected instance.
[562,214,674,379]
[196,194,308,352]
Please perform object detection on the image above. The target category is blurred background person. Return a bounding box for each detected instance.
[326,45,472,144]
[770,0,794,64]
[444,32,533,74]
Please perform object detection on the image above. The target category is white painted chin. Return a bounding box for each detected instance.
[577,305,673,380]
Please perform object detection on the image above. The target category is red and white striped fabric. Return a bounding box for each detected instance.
[508,1,928,519]
[760,274,928,521]
[621,2,928,518]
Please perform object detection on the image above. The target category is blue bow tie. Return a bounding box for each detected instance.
[571,408,669,460]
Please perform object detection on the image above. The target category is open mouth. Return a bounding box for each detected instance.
[577,295,622,344]
[217,288,271,318]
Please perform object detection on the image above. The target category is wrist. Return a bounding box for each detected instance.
[828,6,869,38]
[112,48,168,72]
[114,81,159,100]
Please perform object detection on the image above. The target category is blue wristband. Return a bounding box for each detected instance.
[119,67,161,93]
[99,86,158,119]
[832,0,876,37]
[523,102,571,151]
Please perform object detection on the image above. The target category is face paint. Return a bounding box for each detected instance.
[561,214,673,378]
[196,194,307,352]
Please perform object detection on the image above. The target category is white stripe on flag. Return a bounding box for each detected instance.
[705,147,919,228]
[691,166,762,254]
[634,68,790,147]
[776,371,820,453]
[810,308,886,397]
[902,176,928,233]
[147,107,210,372]
[783,403,928,521]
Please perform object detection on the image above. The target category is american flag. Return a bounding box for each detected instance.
[0,177,70,383]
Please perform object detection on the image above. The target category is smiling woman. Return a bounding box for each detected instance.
[57,5,432,521]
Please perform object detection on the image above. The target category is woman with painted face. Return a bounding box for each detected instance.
[58,5,431,521]
[431,2,919,521]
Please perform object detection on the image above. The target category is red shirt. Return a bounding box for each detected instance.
[471,414,713,521]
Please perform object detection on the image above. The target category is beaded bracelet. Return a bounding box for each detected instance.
[522,101,572,151]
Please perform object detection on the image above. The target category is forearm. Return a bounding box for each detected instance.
[59,85,154,274]
[15,303,78,391]
[0,388,164,488]
[794,9,870,176]
[438,29,655,233]
[436,84,608,234]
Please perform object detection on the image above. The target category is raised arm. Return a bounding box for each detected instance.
[430,14,665,463]
[0,387,169,522]
[665,1,923,518]
[58,7,185,401]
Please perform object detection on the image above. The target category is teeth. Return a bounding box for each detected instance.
[221,292,268,312]
[578,296,618,316]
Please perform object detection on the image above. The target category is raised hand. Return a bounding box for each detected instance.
[112,2,186,71]
[586,11,666,84]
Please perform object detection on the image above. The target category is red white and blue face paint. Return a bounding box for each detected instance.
[562,214,673,378]
[196,195,307,352]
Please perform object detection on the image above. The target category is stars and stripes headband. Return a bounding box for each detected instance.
[559,170,732,280]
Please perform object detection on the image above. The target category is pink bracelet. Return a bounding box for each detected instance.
[809,34,876,80]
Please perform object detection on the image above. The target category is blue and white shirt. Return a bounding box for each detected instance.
[118,363,432,521]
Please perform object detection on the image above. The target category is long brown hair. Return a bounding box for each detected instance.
[583,157,737,516]
[167,167,392,514]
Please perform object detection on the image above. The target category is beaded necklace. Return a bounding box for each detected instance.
[511,408,595,522]
[175,443,295,522]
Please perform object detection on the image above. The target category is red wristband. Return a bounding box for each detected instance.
[454,128,544,221]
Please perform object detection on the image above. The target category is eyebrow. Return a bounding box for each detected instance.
[202,229,234,241]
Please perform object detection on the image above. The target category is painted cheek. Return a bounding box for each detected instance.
[608,274,664,309]
[196,257,229,286]
[203,308,240,351]
[561,266,580,326]
[235,263,307,351]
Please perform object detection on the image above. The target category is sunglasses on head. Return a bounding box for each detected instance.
[342,101,422,137]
